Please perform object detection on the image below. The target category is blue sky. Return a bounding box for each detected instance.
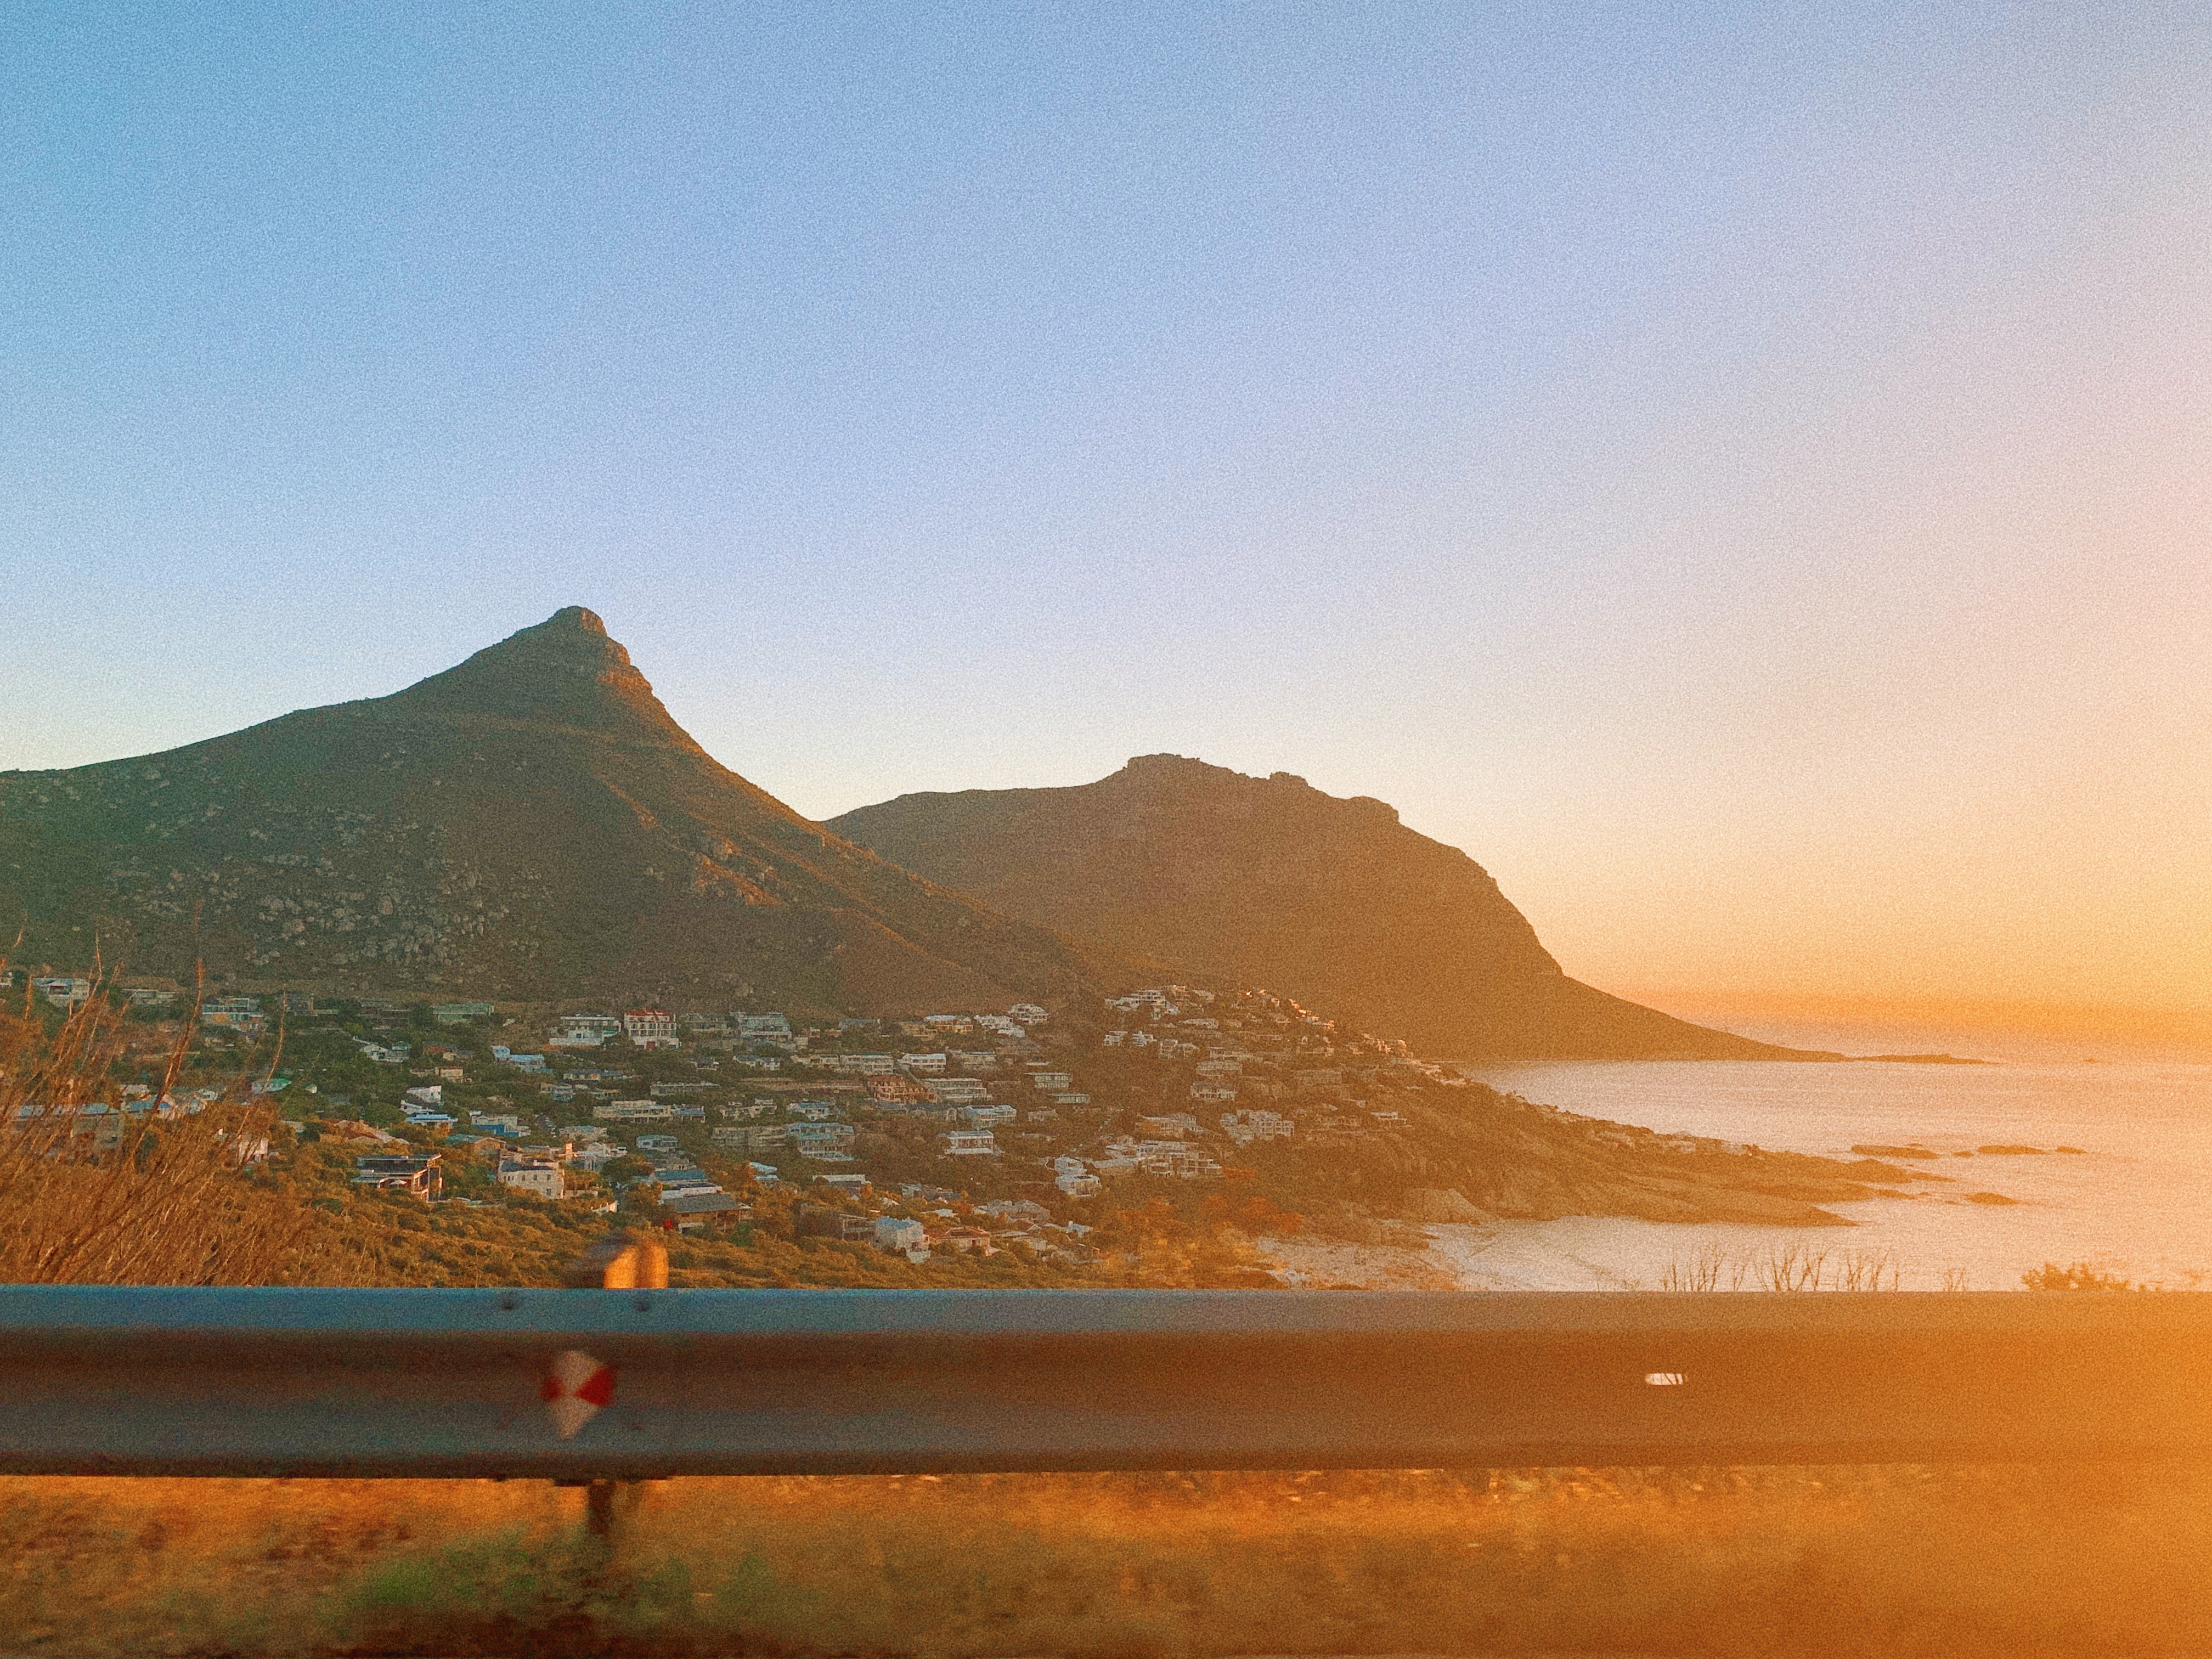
[4,2,2207,1013]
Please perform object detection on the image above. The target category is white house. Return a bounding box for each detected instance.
[201,996,265,1034]
[787,1121,857,1159]
[938,1129,1000,1157]
[496,1159,565,1200]
[874,1216,928,1258]
[34,976,92,1009]
[594,1100,675,1122]
[1221,1109,1293,1144]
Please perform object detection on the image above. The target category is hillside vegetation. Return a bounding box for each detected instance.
[8,1465,2210,1657]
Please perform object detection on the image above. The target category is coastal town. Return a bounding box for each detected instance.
[14,969,1939,1285]
[18,970,1393,1273]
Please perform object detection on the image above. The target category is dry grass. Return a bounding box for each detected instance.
[0,965,313,1285]
[4,1465,2210,1657]
[1661,1245,1904,1293]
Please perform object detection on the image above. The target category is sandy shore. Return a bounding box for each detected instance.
[1258,1223,1681,1291]
[1256,1226,1538,1290]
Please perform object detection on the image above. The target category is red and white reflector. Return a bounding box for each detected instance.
[541,1348,616,1438]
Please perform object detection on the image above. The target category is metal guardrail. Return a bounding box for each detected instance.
[3,1286,2209,1479]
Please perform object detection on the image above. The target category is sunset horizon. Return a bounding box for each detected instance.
[4,599,2205,1034]
[6,9,2212,1649]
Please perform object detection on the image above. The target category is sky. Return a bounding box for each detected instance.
[4,2,2207,1026]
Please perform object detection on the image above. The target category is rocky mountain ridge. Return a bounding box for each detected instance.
[831,755,1814,1060]
[0,608,1101,1012]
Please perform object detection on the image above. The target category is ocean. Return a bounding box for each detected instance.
[1449,1016,2212,1291]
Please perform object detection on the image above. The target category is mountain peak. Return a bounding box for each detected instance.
[387,607,696,747]
[553,605,608,636]
[1116,755,1396,820]
[480,605,625,665]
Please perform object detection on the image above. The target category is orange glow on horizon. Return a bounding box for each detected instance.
[1605,986,2212,1050]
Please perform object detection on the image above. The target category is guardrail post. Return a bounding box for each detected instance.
[558,1234,669,1537]
[561,1234,669,1290]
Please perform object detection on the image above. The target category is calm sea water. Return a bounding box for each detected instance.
[1452,1017,2212,1291]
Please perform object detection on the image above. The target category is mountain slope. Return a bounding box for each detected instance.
[0,608,1096,1010]
[830,755,1809,1060]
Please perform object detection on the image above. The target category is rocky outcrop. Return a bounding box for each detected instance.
[1399,1188,1497,1224]
[1261,1084,1939,1231]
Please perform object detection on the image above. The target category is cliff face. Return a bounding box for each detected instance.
[831,755,1806,1060]
[0,608,1096,1011]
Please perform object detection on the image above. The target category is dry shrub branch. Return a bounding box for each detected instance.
[0,960,311,1285]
